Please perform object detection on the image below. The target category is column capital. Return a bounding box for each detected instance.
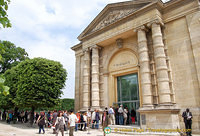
[90,45,101,50]
[83,47,90,53]
[147,19,164,28]
[134,25,148,32]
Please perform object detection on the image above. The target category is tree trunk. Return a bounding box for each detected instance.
[2,109,6,121]
[13,107,18,124]
[30,106,35,126]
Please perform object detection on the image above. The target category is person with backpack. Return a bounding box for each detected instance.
[55,112,65,136]
[37,112,46,134]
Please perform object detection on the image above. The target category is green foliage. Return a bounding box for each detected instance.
[12,57,67,109]
[0,0,11,28]
[0,40,29,74]
[0,93,12,109]
[55,98,74,111]
[37,98,74,111]
[0,75,9,96]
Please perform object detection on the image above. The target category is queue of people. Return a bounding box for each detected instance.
[0,107,194,136]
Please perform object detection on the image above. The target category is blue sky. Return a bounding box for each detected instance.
[0,0,167,99]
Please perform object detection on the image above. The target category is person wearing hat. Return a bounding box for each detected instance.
[118,105,124,125]
[182,108,192,136]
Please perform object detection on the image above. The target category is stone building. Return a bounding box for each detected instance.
[71,0,200,133]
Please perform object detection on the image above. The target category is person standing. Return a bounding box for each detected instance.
[182,108,192,136]
[115,106,119,125]
[80,112,84,131]
[68,110,78,136]
[55,112,65,136]
[102,111,109,136]
[47,111,52,128]
[75,111,80,131]
[123,107,128,125]
[37,112,45,134]
[131,108,136,124]
[63,110,69,131]
[83,112,87,131]
[87,109,91,127]
[52,110,58,134]
[95,110,100,129]
[91,109,96,129]
[25,111,28,123]
[118,105,124,125]
[108,106,115,125]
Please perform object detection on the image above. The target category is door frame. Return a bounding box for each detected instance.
[108,66,142,107]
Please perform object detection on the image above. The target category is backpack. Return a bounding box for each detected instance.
[80,114,84,122]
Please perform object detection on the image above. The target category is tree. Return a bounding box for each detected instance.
[53,98,74,111]
[0,40,29,74]
[0,0,11,28]
[0,75,9,96]
[13,58,67,125]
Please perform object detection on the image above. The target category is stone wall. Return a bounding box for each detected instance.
[165,16,200,133]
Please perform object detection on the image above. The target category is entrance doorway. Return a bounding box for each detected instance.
[114,73,140,125]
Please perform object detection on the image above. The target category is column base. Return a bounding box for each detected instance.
[80,107,89,112]
[90,106,103,111]
[138,105,180,130]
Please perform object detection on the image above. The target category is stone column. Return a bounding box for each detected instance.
[74,55,81,111]
[150,22,171,105]
[136,25,153,107]
[82,48,91,110]
[91,45,100,109]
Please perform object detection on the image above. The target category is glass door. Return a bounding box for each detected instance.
[116,73,140,125]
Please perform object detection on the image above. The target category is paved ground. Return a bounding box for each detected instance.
[0,122,124,136]
[0,122,200,136]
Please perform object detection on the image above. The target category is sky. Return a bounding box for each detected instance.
[0,0,168,99]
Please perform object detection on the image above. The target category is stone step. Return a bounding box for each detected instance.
[108,125,181,136]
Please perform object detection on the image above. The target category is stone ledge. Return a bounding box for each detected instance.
[137,105,180,114]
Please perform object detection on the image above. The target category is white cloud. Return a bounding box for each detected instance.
[0,0,169,98]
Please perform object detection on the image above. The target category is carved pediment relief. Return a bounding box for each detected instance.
[91,8,137,33]
[78,0,154,40]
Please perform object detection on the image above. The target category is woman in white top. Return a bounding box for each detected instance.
[55,112,65,136]
[83,112,87,130]
[123,108,128,125]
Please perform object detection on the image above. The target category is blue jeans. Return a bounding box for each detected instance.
[119,115,123,125]
[116,115,119,125]
[39,125,45,134]
[95,120,99,129]
[92,120,95,129]
[75,123,78,131]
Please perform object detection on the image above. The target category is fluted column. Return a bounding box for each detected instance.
[82,48,91,109]
[91,45,100,109]
[150,22,172,105]
[136,25,153,107]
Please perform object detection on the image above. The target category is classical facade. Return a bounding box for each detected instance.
[71,0,200,134]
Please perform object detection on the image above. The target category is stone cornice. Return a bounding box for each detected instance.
[71,43,82,51]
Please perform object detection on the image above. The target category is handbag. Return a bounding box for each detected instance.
[38,116,45,126]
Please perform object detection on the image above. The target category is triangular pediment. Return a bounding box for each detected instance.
[78,0,156,40]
